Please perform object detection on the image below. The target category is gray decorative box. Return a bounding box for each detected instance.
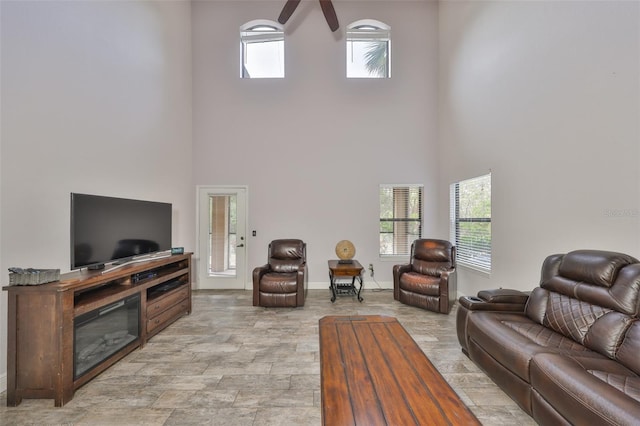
[8,268,61,285]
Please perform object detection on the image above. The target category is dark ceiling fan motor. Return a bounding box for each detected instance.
[278,0,340,32]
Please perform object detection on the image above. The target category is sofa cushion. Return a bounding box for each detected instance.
[540,291,634,360]
[542,292,612,343]
[589,371,640,403]
[617,320,640,375]
[466,311,599,382]
[531,353,640,425]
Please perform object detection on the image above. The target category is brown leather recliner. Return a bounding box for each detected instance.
[253,239,307,307]
[393,239,457,314]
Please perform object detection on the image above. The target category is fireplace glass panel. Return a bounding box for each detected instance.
[74,293,140,379]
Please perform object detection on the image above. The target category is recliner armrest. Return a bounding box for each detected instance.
[296,262,308,306]
[252,264,271,306]
[392,263,412,300]
[296,262,307,283]
[393,263,412,275]
[252,264,271,281]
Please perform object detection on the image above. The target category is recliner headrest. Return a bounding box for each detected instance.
[270,239,305,260]
[413,239,453,263]
[558,250,639,288]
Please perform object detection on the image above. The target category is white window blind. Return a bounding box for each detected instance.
[379,185,423,256]
[450,173,492,272]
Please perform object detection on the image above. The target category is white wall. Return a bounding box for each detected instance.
[438,0,640,295]
[192,1,439,288]
[0,0,193,393]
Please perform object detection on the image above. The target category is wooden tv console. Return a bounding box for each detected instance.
[3,253,192,407]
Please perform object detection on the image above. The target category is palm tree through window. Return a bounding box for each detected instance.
[347,20,391,78]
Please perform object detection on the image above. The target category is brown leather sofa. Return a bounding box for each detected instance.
[253,239,307,307]
[456,249,640,425]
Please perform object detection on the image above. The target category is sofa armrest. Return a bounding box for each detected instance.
[478,288,530,305]
[459,289,529,312]
[456,288,529,356]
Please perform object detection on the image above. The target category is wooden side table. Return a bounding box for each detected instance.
[328,260,364,303]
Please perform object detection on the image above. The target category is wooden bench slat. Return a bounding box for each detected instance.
[320,315,480,426]
[368,322,463,425]
[352,322,421,425]
[334,321,387,425]
[319,321,355,425]
[388,322,480,423]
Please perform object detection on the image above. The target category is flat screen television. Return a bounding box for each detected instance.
[71,193,172,270]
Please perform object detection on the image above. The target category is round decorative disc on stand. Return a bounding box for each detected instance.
[335,240,355,263]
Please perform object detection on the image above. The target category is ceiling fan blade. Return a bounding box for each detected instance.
[278,0,302,25]
[319,0,339,32]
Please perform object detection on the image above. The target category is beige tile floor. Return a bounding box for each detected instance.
[0,289,536,426]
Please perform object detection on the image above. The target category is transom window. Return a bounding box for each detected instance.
[240,20,284,79]
[347,20,391,78]
[450,173,492,273]
[379,185,423,256]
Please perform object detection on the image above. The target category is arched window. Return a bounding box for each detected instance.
[346,20,390,78]
[240,20,284,79]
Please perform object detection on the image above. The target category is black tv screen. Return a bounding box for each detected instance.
[71,193,172,270]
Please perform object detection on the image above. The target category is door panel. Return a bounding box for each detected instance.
[197,186,247,289]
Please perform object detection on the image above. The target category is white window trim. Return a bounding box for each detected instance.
[240,19,283,33]
[240,20,284,79]
[346,19,391,79]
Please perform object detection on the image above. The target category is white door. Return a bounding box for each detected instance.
[197,186,248,289]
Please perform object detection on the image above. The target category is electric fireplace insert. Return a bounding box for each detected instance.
[74,293,140,380]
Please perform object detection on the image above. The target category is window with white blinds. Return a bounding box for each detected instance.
[450,173,492,273]
[379,185,423,256]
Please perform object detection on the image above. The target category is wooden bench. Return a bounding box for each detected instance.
[319,315,480,426]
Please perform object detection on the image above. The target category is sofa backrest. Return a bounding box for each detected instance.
[525,250,640,364]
